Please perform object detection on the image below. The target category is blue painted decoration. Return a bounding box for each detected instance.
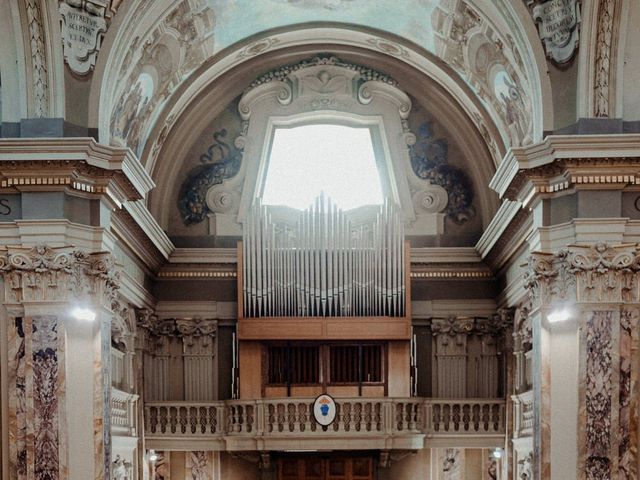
[409,121,475,224]
[178,129,242,225]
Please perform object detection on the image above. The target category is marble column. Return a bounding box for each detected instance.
[525,243,640,480]
[1,245,120,480]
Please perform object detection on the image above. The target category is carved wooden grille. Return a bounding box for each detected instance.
[268,345,320,384]
[329,345,382,384]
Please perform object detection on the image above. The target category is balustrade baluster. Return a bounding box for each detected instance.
[299,403,310,432]
[142,399,505,441]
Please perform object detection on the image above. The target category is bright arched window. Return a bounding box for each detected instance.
[261,124,383,211]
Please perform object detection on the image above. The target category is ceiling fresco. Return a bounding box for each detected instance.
[104,0,537,166]
[210,0,439,53]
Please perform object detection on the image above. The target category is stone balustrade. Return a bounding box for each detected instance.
[512,390,534,438]
[144,397,505,450]
[112,388,139,437]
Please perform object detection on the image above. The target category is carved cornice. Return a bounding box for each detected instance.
[490,135,640,203]
[0,245,119,308]
[525,243,640,305]
[0,138,154,206]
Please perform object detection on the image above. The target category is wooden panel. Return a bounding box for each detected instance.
[238,342,262,399]
[387,341,411,397]
[238,317,411,340]
[277,457,373,480]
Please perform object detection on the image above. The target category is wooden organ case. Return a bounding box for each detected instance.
[236,196,412,400]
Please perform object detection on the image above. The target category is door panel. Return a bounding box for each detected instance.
[277,457,373,480]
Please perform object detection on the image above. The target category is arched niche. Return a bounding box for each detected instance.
[227,59,426,230]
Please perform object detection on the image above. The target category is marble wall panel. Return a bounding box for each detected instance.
[32,315,60,480]
[585,311,613,479]
[185,451,213,480]
[8,317,28,480]
[619,309,638,479]
[153,452,170,480]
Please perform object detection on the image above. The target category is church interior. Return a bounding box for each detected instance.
[1,0,639,479]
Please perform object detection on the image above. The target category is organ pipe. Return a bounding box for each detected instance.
[242,194,405,317]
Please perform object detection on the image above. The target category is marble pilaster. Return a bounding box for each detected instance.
[525,243,640,480]
[1,245,120,480]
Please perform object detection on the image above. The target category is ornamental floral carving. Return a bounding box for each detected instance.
[0,245,120,308]
[136,312,217,339]
[431,313,511,337]
[525,243,640,305]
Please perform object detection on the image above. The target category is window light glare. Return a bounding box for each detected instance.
[262,125,384,211]
[71,306,96,322]
[547,307,571,323]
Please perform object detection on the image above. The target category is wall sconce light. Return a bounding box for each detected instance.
[71,306,96,322]
[148,450,159,462]
[547,305,572,323]
[492,448,503,459]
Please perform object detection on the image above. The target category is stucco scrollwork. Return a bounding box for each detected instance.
[206,184,240,214]
[59,0,108,75]
[412,185,448,214]
[532,0,581,65]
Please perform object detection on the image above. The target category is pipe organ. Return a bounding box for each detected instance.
[242,195,406,318]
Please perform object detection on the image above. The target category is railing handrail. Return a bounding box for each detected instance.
[145,397,504,405]
[144,397,506,440]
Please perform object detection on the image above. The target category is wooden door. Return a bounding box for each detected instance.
[278,458,324,480]
[278,457,373,480]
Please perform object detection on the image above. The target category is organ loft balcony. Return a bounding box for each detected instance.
[140,197,508,453]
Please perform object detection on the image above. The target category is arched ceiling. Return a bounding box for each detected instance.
[91,0,553,168]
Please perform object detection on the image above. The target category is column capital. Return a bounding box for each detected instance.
[0,244,120,309]
[525,242,640,305]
